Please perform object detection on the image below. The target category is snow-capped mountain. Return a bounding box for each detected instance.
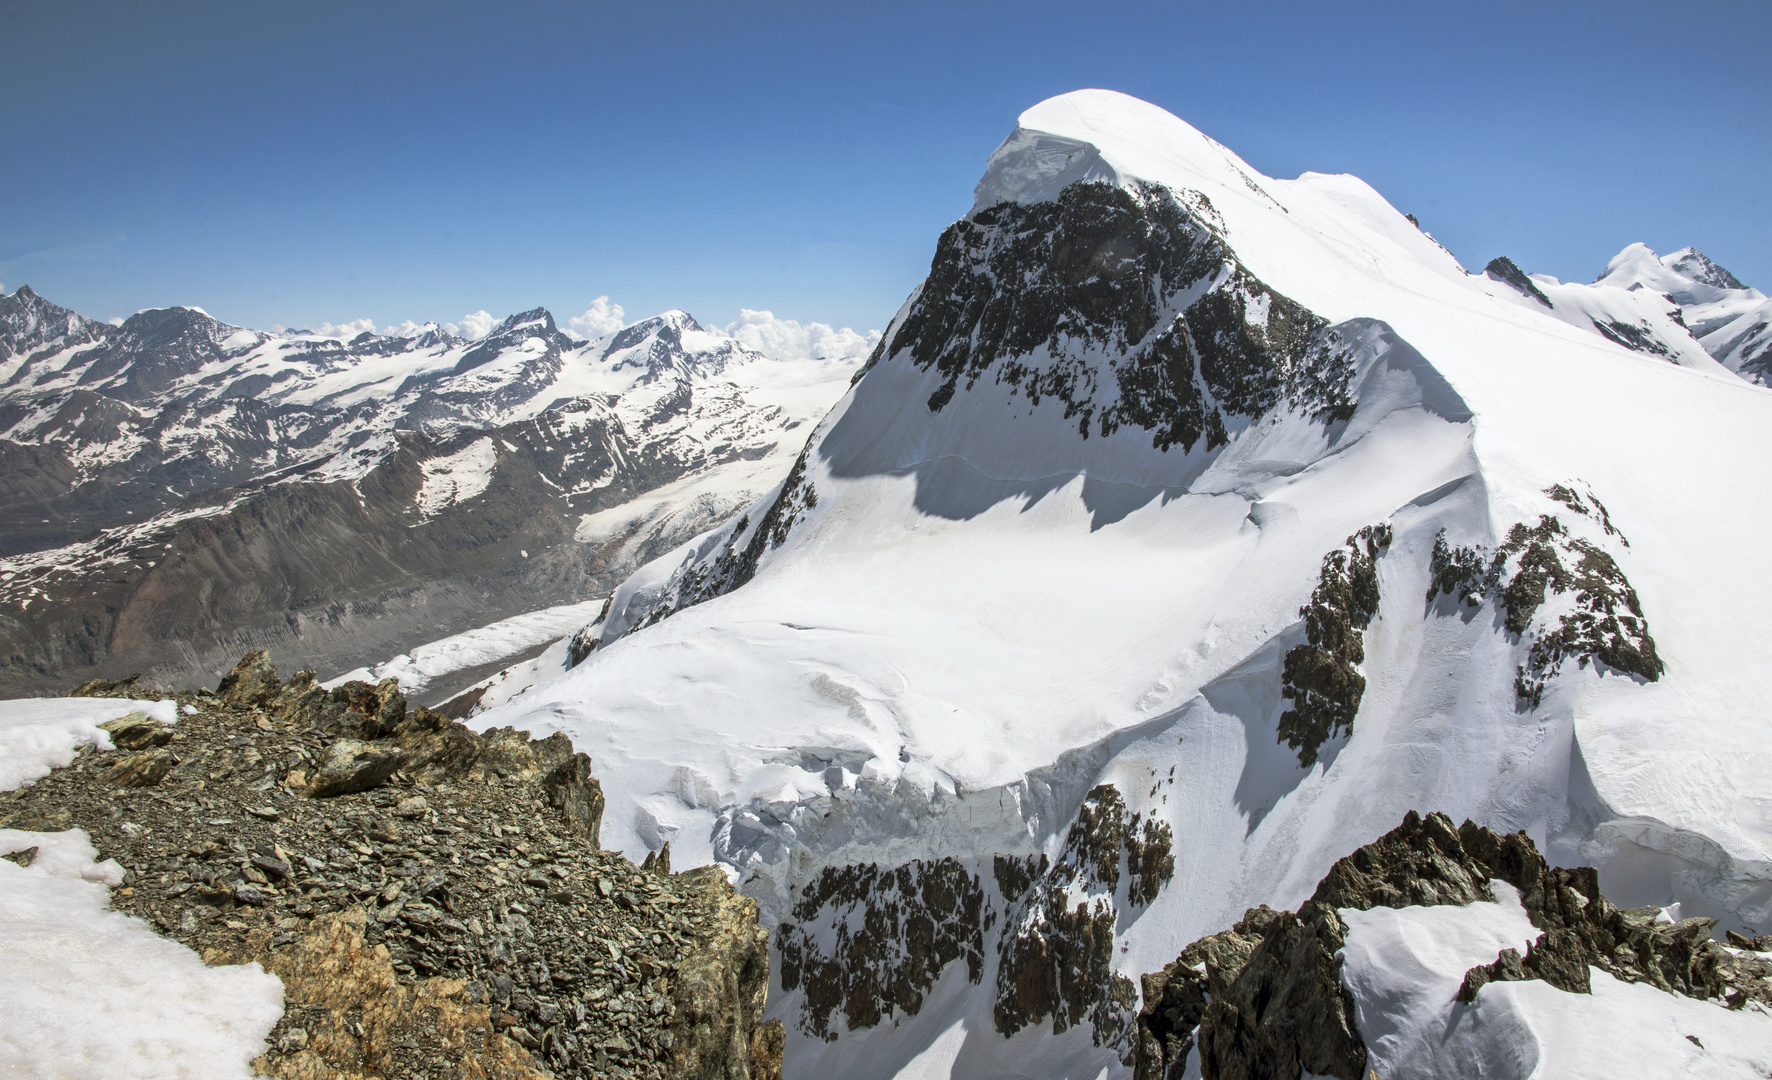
[1483,242,1772,383]
[0,290,861,695]
[465,90,1772,1078]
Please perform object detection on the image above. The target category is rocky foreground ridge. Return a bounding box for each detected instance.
[0,652,782,1080]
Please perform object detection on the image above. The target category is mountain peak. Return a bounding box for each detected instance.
[1484,256,1553,308]
[485,307,558,340]
[1664,247,1747,291]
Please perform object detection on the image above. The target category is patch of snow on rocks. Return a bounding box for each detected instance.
[1340,883,1772,1079]
[0,698,178,791]
[0,827,283,1079]
[413,436,497,520]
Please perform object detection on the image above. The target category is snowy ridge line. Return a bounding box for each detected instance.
[0,291,873,561]
[460,90,1772,1078]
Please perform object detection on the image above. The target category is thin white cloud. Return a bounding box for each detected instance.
[721,309,882,361]
[107,316,124,327]
[446,310,496,341]
[567,296,626,340]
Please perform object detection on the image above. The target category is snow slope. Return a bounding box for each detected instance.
[455,89,1772,1077]
[0,701,283,1078]
[1339,885,1772,1079]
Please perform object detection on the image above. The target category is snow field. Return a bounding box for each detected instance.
[0,826,283,1079]
[1339,884,1772,1079]
[0,701,284,1077]
[324,597,608,695]
[0,697,179,791]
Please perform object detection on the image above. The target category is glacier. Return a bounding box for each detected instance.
[466,90,1772,1077]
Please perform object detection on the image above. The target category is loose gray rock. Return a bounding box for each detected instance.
[102,748,178,788]
[306,740,409,798]
[98,713,172,751]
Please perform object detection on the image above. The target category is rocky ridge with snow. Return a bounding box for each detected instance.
[0,653,783,1080]
[0,290,860,696]
[465,90,1772,1078]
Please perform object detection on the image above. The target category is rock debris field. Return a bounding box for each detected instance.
[0,652,782,1080]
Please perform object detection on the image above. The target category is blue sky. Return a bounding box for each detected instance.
[2,0,1767,336]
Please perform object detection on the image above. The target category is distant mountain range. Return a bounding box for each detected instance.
[1481,243,1772,382]
[0,289,861,695]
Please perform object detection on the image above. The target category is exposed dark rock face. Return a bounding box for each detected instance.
[1308,806,1494,910]
[1484,256,1554,309]
[1277,523,1392,767]
[1136,899,1365,1080]
[0,654,779,1080]
[1134,811,1772,1080]
[1450,818,1772,1008]
[622,450,820,633]
[776,858,991,1040]
[0,285,111,368]
[1592,317,1677,358]
[768,783,1173,1059]
[892,181,1350,449]
[1427,485,1661,706]
[603,180,1361,643]
[993,784,1170,1057]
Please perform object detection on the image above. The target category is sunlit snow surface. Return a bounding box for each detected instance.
[0,702,283,1078]
[461,90,1772,1078]
[326,597,606,695]
[1339,885,1772,1079]
[0,697,178,791]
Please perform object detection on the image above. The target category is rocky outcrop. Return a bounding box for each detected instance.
[0,653,777,1080]
[893,181,1351,448]
[1136,901,1364,1080]
[777,858,991,1040]
[1277,523,1391,767]
[770,782,1174,1060]
[1484,256,1554,309]
[1134,811,1772,1080]
[994,784,1171,1057]
[1428,484,1661,707]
